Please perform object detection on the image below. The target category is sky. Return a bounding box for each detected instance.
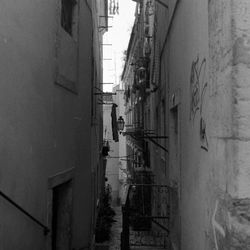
[103,0,136,92]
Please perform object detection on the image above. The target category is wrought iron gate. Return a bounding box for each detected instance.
[121,183,172,249]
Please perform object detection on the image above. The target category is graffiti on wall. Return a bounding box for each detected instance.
[190,57,207,121]
[190,56,209,151]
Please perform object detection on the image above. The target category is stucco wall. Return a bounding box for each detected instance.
[0,1,58,248]
[157,0,250,249]
[0,0,101,249]
[163,1,210,248]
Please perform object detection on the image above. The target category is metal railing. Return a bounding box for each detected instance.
[0,190,50,235]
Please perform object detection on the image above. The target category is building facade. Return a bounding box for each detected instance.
[122,0,250,249]
[0,0,107,249]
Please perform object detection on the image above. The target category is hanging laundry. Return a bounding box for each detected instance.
[111,103,119,142]
[109,0,119,15]
[112,0,116,15]
[116,0,119,14]
[109,0,112,15]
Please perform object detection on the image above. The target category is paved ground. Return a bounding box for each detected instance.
[108,206,123,250]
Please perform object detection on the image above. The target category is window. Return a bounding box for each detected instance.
[55,0,79,93]
[61,0,77,35]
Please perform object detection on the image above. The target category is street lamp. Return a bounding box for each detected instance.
[117,116,125,133]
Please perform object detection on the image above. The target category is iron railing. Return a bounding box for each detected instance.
[0,190,50,235]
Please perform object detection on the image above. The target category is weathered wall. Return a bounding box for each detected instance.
[228,0,250,248]
[0,0,102,249]
[156,0,250,249]
[159,0,211,248]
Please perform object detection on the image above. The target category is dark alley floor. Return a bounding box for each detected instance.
[108,206,123,250]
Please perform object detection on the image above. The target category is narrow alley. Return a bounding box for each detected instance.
[108,206,122,250]
[0,0,250,250]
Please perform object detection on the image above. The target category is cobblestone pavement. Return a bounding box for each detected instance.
[108,206,122,250]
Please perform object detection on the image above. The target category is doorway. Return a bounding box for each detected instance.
[47,168,74,250]
[52,180,73,250]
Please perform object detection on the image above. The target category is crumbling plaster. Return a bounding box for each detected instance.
[231,0,250,199]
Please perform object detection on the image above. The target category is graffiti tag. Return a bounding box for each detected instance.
[190,56,209,150]
[190,57,208,120]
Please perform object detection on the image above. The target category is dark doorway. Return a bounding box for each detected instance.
[52,180,73,250]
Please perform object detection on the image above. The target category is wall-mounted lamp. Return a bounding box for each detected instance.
[117,116,125,133]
